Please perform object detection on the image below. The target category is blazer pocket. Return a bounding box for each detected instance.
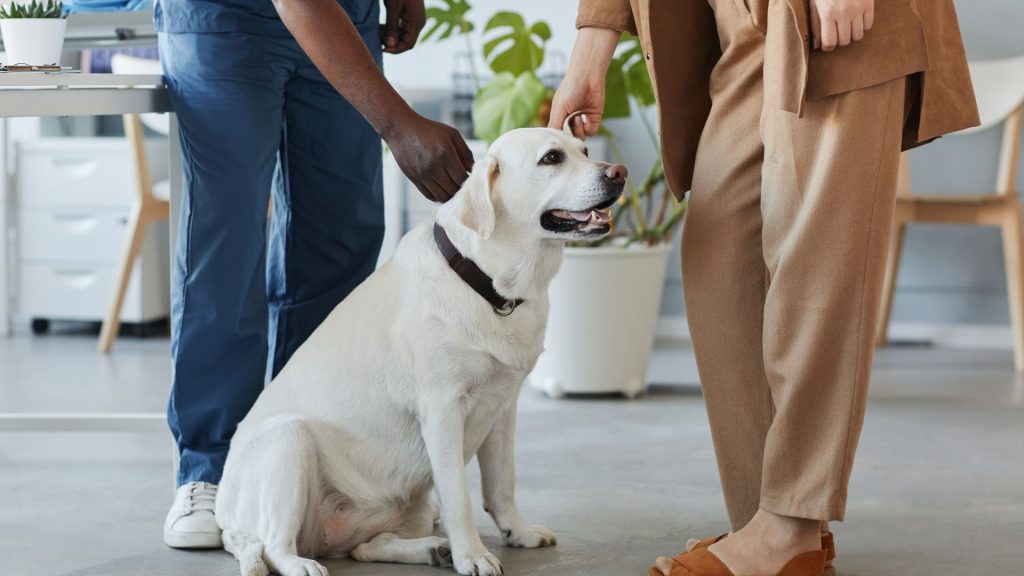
[733,0,767,34]
[733,0,752,15]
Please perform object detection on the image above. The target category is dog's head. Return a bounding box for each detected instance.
[452,128,626,242]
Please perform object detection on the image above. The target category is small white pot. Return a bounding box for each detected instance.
[530,243,672,399]
[0,18,67,66]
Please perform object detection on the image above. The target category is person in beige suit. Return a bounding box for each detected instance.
[550,1,979,575]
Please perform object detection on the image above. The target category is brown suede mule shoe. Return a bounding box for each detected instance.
[689,532,836,576]
[648,548,827,576]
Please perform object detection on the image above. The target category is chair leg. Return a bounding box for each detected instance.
[876,219,907,347]
[1001,203,1024,372]
[98,205,149,353]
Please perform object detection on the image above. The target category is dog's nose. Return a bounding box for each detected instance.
[604,164,628,184]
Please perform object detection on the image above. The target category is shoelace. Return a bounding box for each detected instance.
[183,482,217,515]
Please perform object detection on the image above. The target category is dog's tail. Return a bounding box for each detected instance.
[222,529,269,576]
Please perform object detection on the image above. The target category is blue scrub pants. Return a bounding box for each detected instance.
[160,11,384,486]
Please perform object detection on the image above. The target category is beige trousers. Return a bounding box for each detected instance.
[683,0,907,525]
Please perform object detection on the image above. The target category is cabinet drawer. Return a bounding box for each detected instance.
[18,262,144,322]
[18,152,134,207]
[16,138,169,208]
[19,208,130,263]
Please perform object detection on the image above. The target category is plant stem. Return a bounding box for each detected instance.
[635,97,660,150]
[607,134,648,237]
[655,200,687,239]
[654,183,671,230]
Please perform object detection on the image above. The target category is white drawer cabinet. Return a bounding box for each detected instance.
[14,138,170,326]
[19,152,136,207]
[19,209,133,262]
[18,260,165,322]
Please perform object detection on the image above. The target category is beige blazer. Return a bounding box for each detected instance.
[577,0,981,199]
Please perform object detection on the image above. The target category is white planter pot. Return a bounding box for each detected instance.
[530,243,672,399]
[0,18,66,66]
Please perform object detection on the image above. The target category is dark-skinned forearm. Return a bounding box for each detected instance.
[272,0,412,141]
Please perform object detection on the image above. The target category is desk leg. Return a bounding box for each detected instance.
[0,118,11,337]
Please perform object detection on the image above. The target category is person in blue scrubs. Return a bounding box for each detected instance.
[155,0,474,548]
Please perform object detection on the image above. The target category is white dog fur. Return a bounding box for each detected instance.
[215,127,625,576]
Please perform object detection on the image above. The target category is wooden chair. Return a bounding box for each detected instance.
[98,55,170,353]
[876,56,1024,370]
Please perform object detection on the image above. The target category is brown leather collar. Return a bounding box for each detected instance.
[433,223,524,316]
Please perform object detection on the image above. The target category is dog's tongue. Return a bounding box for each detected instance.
[556,209,612,224]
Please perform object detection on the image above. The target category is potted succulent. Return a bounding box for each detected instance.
[0,0,67,67]
[424,1,685,398]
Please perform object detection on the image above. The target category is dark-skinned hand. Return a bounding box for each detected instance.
[385,111,474,202]
[381,0,426,54]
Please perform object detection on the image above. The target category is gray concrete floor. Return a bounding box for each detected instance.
[1,328,1023,576]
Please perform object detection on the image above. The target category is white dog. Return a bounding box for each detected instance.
[215,127,626,576]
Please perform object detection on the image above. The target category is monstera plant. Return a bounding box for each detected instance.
[424,0,683,247]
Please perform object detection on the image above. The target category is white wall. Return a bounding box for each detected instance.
[384,0,580,91]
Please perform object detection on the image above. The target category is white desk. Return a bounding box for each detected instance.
[0,73,177,433]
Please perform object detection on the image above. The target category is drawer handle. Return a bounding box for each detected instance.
[53,213,99,234]
[50,158,99,179]
[53,269,98,290]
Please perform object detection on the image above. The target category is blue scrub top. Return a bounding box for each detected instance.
[155,0,378,37]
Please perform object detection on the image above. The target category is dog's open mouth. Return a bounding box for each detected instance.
[541,196,618,235]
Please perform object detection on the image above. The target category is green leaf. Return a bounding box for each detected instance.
[422,0,474,42]
[0,0,64,18]
[472,71,546,143]
[602,34,656,118]
[482,11,549,76]
[530,21,551,42]
[602,55,631,119]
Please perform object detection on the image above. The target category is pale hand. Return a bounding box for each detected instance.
[547,27,620,139]
[809,0,875,52]
[548,70,606,139]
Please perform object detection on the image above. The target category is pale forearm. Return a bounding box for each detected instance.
[568,27,621,80]
[549,26,621,136]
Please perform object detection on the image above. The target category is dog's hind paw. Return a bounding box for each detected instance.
[504,525,557,549]
[429,542,453,567]
[454,548,502,576]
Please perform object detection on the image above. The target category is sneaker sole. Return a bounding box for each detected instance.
[163,528,223,549]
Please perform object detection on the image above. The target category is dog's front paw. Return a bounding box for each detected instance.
[503,524,557,548]
[453,547,502,576]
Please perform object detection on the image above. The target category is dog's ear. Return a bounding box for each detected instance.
[456,155,499,239]
[562,111,586,137]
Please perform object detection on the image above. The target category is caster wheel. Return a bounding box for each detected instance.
[623,378,646,399]
[542,379,566,399]
[31,318,50,335]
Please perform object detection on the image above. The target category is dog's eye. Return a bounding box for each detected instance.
[540,150,564,165]
[583,147,589,157]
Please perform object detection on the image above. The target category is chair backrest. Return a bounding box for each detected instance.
[942,56,1024,195]
[110,54,170,135]
[960,55,1024,135]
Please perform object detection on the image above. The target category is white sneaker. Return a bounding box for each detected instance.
[163,481,222,549]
